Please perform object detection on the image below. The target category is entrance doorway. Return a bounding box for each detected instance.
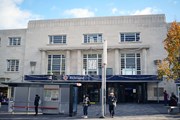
[78,83,100,103]
[0,87,8,104]
[124,87,136,102]
[117,83,146,103]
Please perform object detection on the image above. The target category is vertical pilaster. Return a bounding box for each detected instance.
[41,50,46,74]
[115,49,120,75]
[142,49,147,74]
[66,50,70,75]
[77,50,81,75]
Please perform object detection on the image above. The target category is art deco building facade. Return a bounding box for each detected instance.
[0,14,178,104]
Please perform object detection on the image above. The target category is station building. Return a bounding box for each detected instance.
[0,14,179,106]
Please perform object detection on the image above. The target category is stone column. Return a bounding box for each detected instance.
[142,49,147,74]
[66,50,70,75]
[115,49,120,75]
[77,50,82,75]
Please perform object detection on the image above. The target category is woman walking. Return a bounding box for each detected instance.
[108,92,117,118]
[82,95,90,118]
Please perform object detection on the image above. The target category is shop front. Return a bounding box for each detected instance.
[6,74,159,106]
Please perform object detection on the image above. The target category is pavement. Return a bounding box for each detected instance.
[0,103,180,120]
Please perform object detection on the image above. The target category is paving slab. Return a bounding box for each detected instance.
[0,104,180,120]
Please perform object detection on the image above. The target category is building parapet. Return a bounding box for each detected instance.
[28,14,166,29]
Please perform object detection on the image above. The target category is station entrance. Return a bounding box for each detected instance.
[113,83,147,103]
[78,82,147,104]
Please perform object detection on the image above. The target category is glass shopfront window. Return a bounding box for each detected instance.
[44,85,59,101]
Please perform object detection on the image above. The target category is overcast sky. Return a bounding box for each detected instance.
[0,0,179,29]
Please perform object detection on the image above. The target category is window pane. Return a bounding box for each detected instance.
[126,54,135,57]
[126,58,135,68]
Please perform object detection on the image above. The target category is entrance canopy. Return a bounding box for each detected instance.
[24,75,160,83]
[2,81,78,87]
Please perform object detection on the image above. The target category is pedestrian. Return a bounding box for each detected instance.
[82,94,90,118]
[0,92,3,107]
[168,92,178,112]
[163,90,169,106]
[169,92,178,106]
[34,94,40,116]
[0,92,3,103]
[108,92,117,118]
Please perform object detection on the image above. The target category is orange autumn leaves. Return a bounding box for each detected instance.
[157,21,180,80]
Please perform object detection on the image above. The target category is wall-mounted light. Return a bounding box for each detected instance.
[30,61,36,74]
[154,59,161,65]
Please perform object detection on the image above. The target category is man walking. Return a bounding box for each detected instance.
[34,94,40,115]
[163,90,169,106]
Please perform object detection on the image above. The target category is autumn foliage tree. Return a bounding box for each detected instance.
[157,21,180,80]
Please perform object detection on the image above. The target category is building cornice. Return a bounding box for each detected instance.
[39,44,150,52]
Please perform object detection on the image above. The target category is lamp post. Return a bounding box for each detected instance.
[100,39,107,118]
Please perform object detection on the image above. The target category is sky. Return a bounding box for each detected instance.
[0,0,179,29]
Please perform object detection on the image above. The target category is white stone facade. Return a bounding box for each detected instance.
[0,14,178,102]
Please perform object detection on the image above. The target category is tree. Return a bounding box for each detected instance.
[157,21,180,80]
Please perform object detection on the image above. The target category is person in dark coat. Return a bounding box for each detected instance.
[34,94,40,115]
[108,92,117,118]
[0,92,3,103]
[163,90,169,106]
[169,92,178,106]
[169,92,178,112]
[82,95,90,118]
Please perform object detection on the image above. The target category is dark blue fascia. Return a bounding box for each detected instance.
[24,75,160,82]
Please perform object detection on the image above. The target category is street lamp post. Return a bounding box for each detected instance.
[100,39,107,118]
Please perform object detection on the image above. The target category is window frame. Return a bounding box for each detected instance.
[120,32,140,42]
[48,55,66,75]
[83,34,102,43]
[49,35,67,44]
[83,54,102,75]
[9,37,21,46]
[7,59,19,72]
[121,53,141,75]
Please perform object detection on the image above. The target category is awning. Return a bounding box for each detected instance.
[1,82,78,87]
